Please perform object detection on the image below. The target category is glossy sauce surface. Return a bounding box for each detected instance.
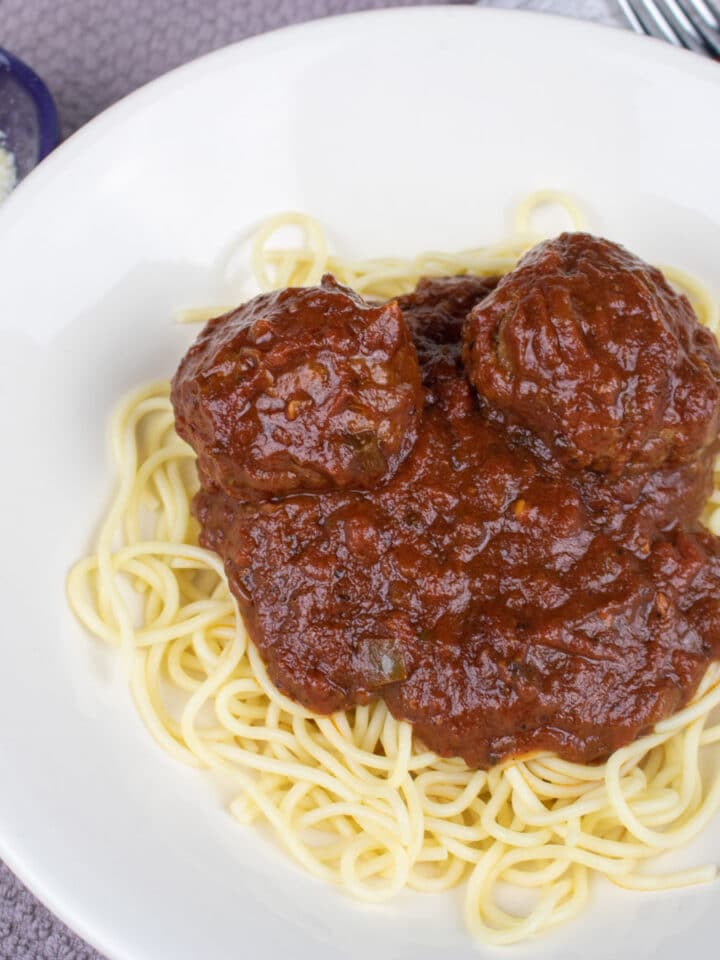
[174,236,720,768]
[172,277,423,497]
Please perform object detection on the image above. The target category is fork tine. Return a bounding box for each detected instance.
[678,0,720,53]
[659,0,715,52]
[624,0,685,44]
[676,2,720,54]
[617,0,649,32]
[621,0,720,56]
[689,0,720,26]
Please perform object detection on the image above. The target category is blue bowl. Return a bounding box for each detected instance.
[0,48,60,183]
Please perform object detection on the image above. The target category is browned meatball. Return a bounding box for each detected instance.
[463,233,720,474]
[171,275,423,497]
[188,263,720,768]
[397,274,499,359]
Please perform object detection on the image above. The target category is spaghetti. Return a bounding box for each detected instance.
[67,195,720,944]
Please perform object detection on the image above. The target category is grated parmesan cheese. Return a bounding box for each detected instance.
[0,138,17,202]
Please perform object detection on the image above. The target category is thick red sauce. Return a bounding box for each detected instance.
[172,234,720,768]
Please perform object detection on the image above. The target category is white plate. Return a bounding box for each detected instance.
[1,7,720,959]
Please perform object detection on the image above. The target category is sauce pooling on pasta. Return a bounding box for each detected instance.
[172,234,720,768]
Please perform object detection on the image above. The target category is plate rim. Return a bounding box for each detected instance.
[4,2,720,228]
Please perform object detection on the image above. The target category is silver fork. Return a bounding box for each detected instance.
[618,0,720,57]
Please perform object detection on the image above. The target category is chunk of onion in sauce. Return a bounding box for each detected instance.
[365,638,407,687]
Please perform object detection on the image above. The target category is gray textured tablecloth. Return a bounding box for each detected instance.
[0,1,622,957]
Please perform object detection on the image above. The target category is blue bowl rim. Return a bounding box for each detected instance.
[0,47,60,162]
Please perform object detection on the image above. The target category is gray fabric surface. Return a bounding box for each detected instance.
[0,0,622,957]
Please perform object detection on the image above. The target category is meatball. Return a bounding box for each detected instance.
[462,233,720,474]
[397,274,499,359]
[171,275,423,496]
[397,275,500,403]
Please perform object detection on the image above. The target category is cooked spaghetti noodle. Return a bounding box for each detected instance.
[67,194,720,945]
